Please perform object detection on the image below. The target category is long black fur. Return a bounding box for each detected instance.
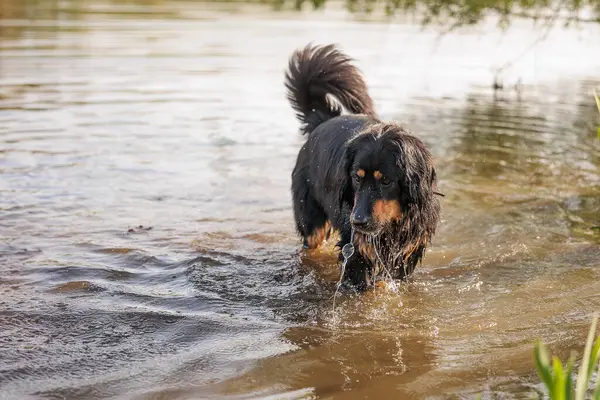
[285,43,441,289]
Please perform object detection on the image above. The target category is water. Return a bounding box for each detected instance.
[1,1,600,398]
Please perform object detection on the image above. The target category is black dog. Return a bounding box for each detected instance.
[285,44,442,289]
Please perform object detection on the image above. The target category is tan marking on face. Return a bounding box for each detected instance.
[356,169,365,178]
[306,221,332,249]
[372,199,402,225]
[373,170,382,180]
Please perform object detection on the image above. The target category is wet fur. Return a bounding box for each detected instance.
[286,44,441,289]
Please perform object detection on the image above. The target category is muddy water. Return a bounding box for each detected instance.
[1,1,600,398]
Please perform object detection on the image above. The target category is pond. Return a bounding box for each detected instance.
[1,0,600,398]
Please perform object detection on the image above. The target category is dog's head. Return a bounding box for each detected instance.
[340,123,440,242]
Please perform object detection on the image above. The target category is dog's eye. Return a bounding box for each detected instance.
[380,176,392,186]
[352,174,361,182]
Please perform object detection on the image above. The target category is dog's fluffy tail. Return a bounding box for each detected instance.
[284,43,377,134]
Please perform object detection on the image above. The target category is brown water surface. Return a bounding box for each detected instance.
[1,1,600,399]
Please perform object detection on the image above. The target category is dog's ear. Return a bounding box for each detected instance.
[391,134,436,208]
[337,142,356,210]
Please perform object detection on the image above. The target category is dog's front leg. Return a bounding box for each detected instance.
[337,228,372,290]
[341,252,372,290]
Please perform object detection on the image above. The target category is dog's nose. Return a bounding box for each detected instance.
[351,214,369,227]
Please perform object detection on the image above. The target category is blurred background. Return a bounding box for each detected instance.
[1,0,600,399]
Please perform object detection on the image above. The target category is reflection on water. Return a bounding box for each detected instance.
[1,0,600,399]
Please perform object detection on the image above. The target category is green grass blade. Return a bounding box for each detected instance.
[535,341,555,398]
[554,356,566,400]
[576,316,598,400]
[593,355,600,400]
[588,337,600,382]
[595,90,600,140]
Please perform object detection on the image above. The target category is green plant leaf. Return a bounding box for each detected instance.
[535,341,555,398]
[593,355,600,400]
[554,356,566,400]
[595,90,600,140]
[576,316,598,400]
[588,337,600,382]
